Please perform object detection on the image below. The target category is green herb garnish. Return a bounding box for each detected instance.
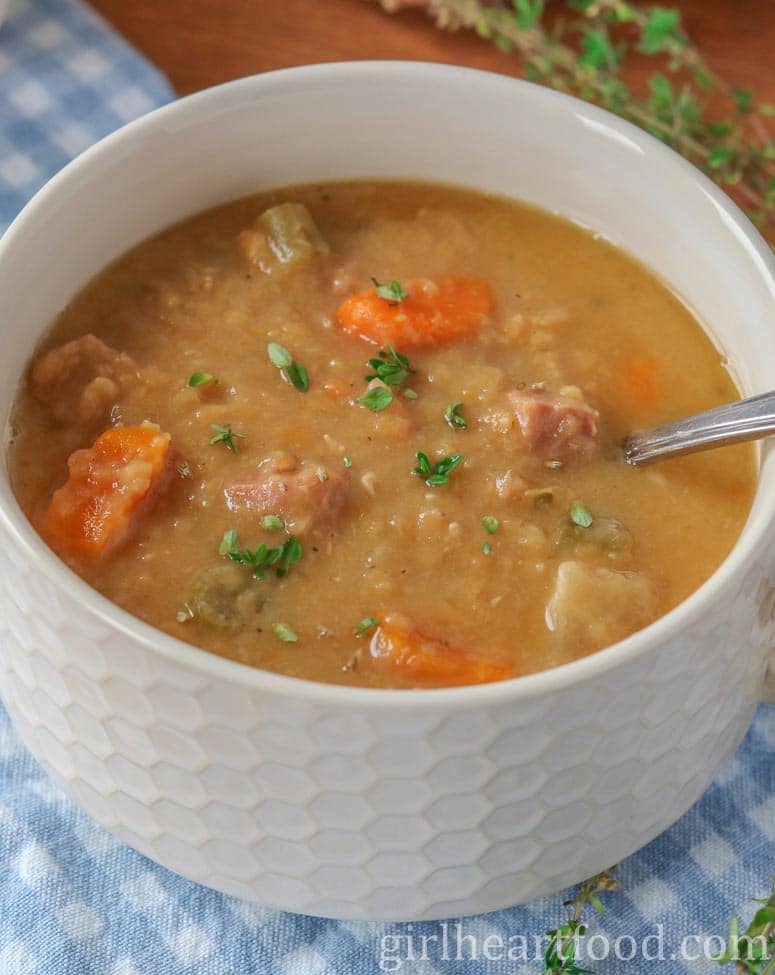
[267,342,293,369]
[285,361,309,392]
[365,344,415,387]
[444,402,468,430]
[359,386,394,412]
[209,423,245,453]
[260,514,285,532]
[413,451,464,487]
[354,617,380,638]
[267,343,309,392]
[273,623,298,643]
[219,530,302,579]
[188,372,215,388]
[403,389,418,399]
[482,515,499,534]
[343,456,352,468]
[482,541,492,556]
[372,277,409,304]
[569,500,594,528]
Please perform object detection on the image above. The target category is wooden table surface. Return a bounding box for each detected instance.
[89,0,775,101]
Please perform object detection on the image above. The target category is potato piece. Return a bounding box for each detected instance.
[546,560,656,654]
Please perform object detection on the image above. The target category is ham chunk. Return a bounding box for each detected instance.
[224,452,348,534]
[31,334,138,425]
[546,560,656,655]
[508,387,599,458]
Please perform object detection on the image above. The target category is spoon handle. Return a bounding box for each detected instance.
[623,390,775,466]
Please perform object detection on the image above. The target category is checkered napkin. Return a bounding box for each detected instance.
[1,2,774,973]
[0,0,171,231]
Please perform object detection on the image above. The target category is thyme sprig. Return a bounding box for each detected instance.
[542,869,619,975]
[713,878,775,975]
[373,0,775,238]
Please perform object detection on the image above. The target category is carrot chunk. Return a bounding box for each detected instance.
[369,613,512,687]
[334,277,494,348]
[40,423,171,558]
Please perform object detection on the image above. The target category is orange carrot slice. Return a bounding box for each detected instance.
[40,423,171,558]
[334,277,494,348]
[369,613,512,687]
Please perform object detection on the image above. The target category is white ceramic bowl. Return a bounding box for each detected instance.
[0,63,773,922]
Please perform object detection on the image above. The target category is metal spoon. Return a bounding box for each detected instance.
[623,390,775,466]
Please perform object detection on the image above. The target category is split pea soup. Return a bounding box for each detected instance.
[8,181,756,688]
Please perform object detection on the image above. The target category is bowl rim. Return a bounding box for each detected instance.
[1,59,774,710]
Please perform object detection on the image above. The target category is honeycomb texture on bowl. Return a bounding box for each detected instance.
[0,539,771,921]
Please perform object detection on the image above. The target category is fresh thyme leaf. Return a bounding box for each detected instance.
[285,361,309,393]
[275,536,303,578]
[569,500,594,528]
[359,386,394,412]
[413,452,431,478]
[267,343,309,392]
[261,514,285,532]
[435,454,464,477]
[363,345,416,404]
[209,423,245,453]
[219,531,302,579]
[219,529,241,556]
[444,402,468,430]
[482,541,492,555]
[372,277,410,303]
[343,456,352,468]
[273,622,298,642]
[413,451,464,486]
[482,515,499,534]
[188,371,215,387]
[267,342,293,369]
[354,616,380,637]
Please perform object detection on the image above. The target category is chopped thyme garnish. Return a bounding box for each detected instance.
[219,529,302,579]
[285,361,309,392]
[482,515,499,534]
[354,617,380,638]
[359,386,394,412]
[267,342,309,392]
[365,344,415,387]
[343,456,352,468]
[372,277,409,304]
[482,541,492,555]
[267,342,293,369]
[209,423,245,453]
[444,402,467,430]
[188,371,215,388]
[569,500,594,528]
[260,514,285,532]
[273,622,298,643]
[413,451,464,487]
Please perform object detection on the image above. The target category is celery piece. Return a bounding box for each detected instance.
[260,202,329,268]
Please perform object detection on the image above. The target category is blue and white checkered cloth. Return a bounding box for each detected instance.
[0,2,773,972]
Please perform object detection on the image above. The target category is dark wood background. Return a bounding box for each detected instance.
[89,0,775,100]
